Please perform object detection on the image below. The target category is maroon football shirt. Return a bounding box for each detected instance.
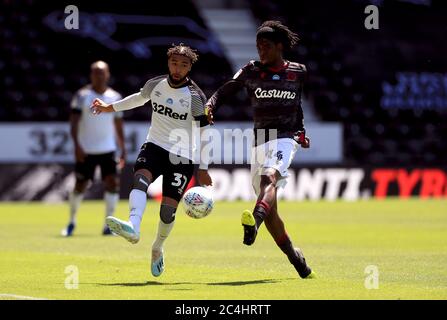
[206,60,307,145]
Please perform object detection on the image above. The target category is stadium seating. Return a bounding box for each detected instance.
[249,0,447,165]
[1,0,446,166]
[0,0,234,121]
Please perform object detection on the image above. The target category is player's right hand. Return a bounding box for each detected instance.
[205,105,214,125]
[295,130,311,148]
[75,144,86,162]
[197,169,213,186]
[91,98,114,115]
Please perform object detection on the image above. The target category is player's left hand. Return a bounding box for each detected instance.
[295,131,310,148]
[197,169,212,186]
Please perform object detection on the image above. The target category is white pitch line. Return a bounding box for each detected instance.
[0,293,48,300]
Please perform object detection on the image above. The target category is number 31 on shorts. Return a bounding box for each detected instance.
[171,173,188,194]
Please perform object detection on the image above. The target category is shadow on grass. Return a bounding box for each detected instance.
[97,281,193,287]
[96,278,293,287]
[52,234,101,239]
[207,279,285,286]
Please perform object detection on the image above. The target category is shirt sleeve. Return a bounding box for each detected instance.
[232,65,249,82]
[190,84,209,127]
[114,93,124,118]
[295,64,307,132]
[113,76,165,112]
[205,63,249,113]
[295,104,305,132]
[113,92,148,112]
[70,91,82,114]
[140,75,165,100]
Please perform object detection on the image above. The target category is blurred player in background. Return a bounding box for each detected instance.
[205,21,315,279]
[90,44,212,277]
[62,61,126,237]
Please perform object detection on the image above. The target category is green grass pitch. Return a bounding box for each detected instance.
[0,199,446,300]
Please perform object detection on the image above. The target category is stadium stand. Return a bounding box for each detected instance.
[250,0,447,166]
[0,0,234,121]
[1,0,446,166]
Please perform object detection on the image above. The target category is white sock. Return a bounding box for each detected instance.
[69,192,84,224]
[128,189,147,234]
[152,220,175,251]
[104,191,119,219]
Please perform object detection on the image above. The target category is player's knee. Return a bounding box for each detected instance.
[160,204,177,224]
[261,174,276,188]
[133,173,150,193]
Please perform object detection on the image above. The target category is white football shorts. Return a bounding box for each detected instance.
[250,138,298,197]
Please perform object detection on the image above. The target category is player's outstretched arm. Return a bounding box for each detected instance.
[205,80,244,125]
[293,94,310,148]
[91,92,149,115]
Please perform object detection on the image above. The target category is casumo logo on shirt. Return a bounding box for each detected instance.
[254,88,296,99]
[152,102,187,120]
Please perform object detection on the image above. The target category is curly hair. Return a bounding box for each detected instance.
[257,20,300,51]
[167,43,199,64]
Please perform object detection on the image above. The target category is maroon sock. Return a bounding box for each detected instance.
[275,233,310,277]
[253,200,270,229]
[275,233,295,258]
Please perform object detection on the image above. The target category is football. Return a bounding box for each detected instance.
[181,186,214,219]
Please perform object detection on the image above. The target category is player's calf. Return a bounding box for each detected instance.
[275,233,313,279]
[152,204,177,251]
[253,200,271,229]
[251,174,276,229]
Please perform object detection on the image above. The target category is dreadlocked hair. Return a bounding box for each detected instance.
[167,43,199,64]
[258,20,300,50]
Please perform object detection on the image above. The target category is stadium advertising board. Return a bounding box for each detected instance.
[0,122,342,164]
[0,165,444,201]
[202,167,447,201]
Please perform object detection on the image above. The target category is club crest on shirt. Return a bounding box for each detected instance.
[275,151,283,161]
[166,98,173,105]
[272,74,280,80]
[286,72,297,81]
[179,99,189,108]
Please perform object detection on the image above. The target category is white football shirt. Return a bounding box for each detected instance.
[71,85,123,154]
[140,75,207,160]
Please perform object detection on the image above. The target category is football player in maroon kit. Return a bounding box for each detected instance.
[205,21,315,279]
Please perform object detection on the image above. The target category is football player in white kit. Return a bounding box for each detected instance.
[90,44,212,277]
[62,61,126,237]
